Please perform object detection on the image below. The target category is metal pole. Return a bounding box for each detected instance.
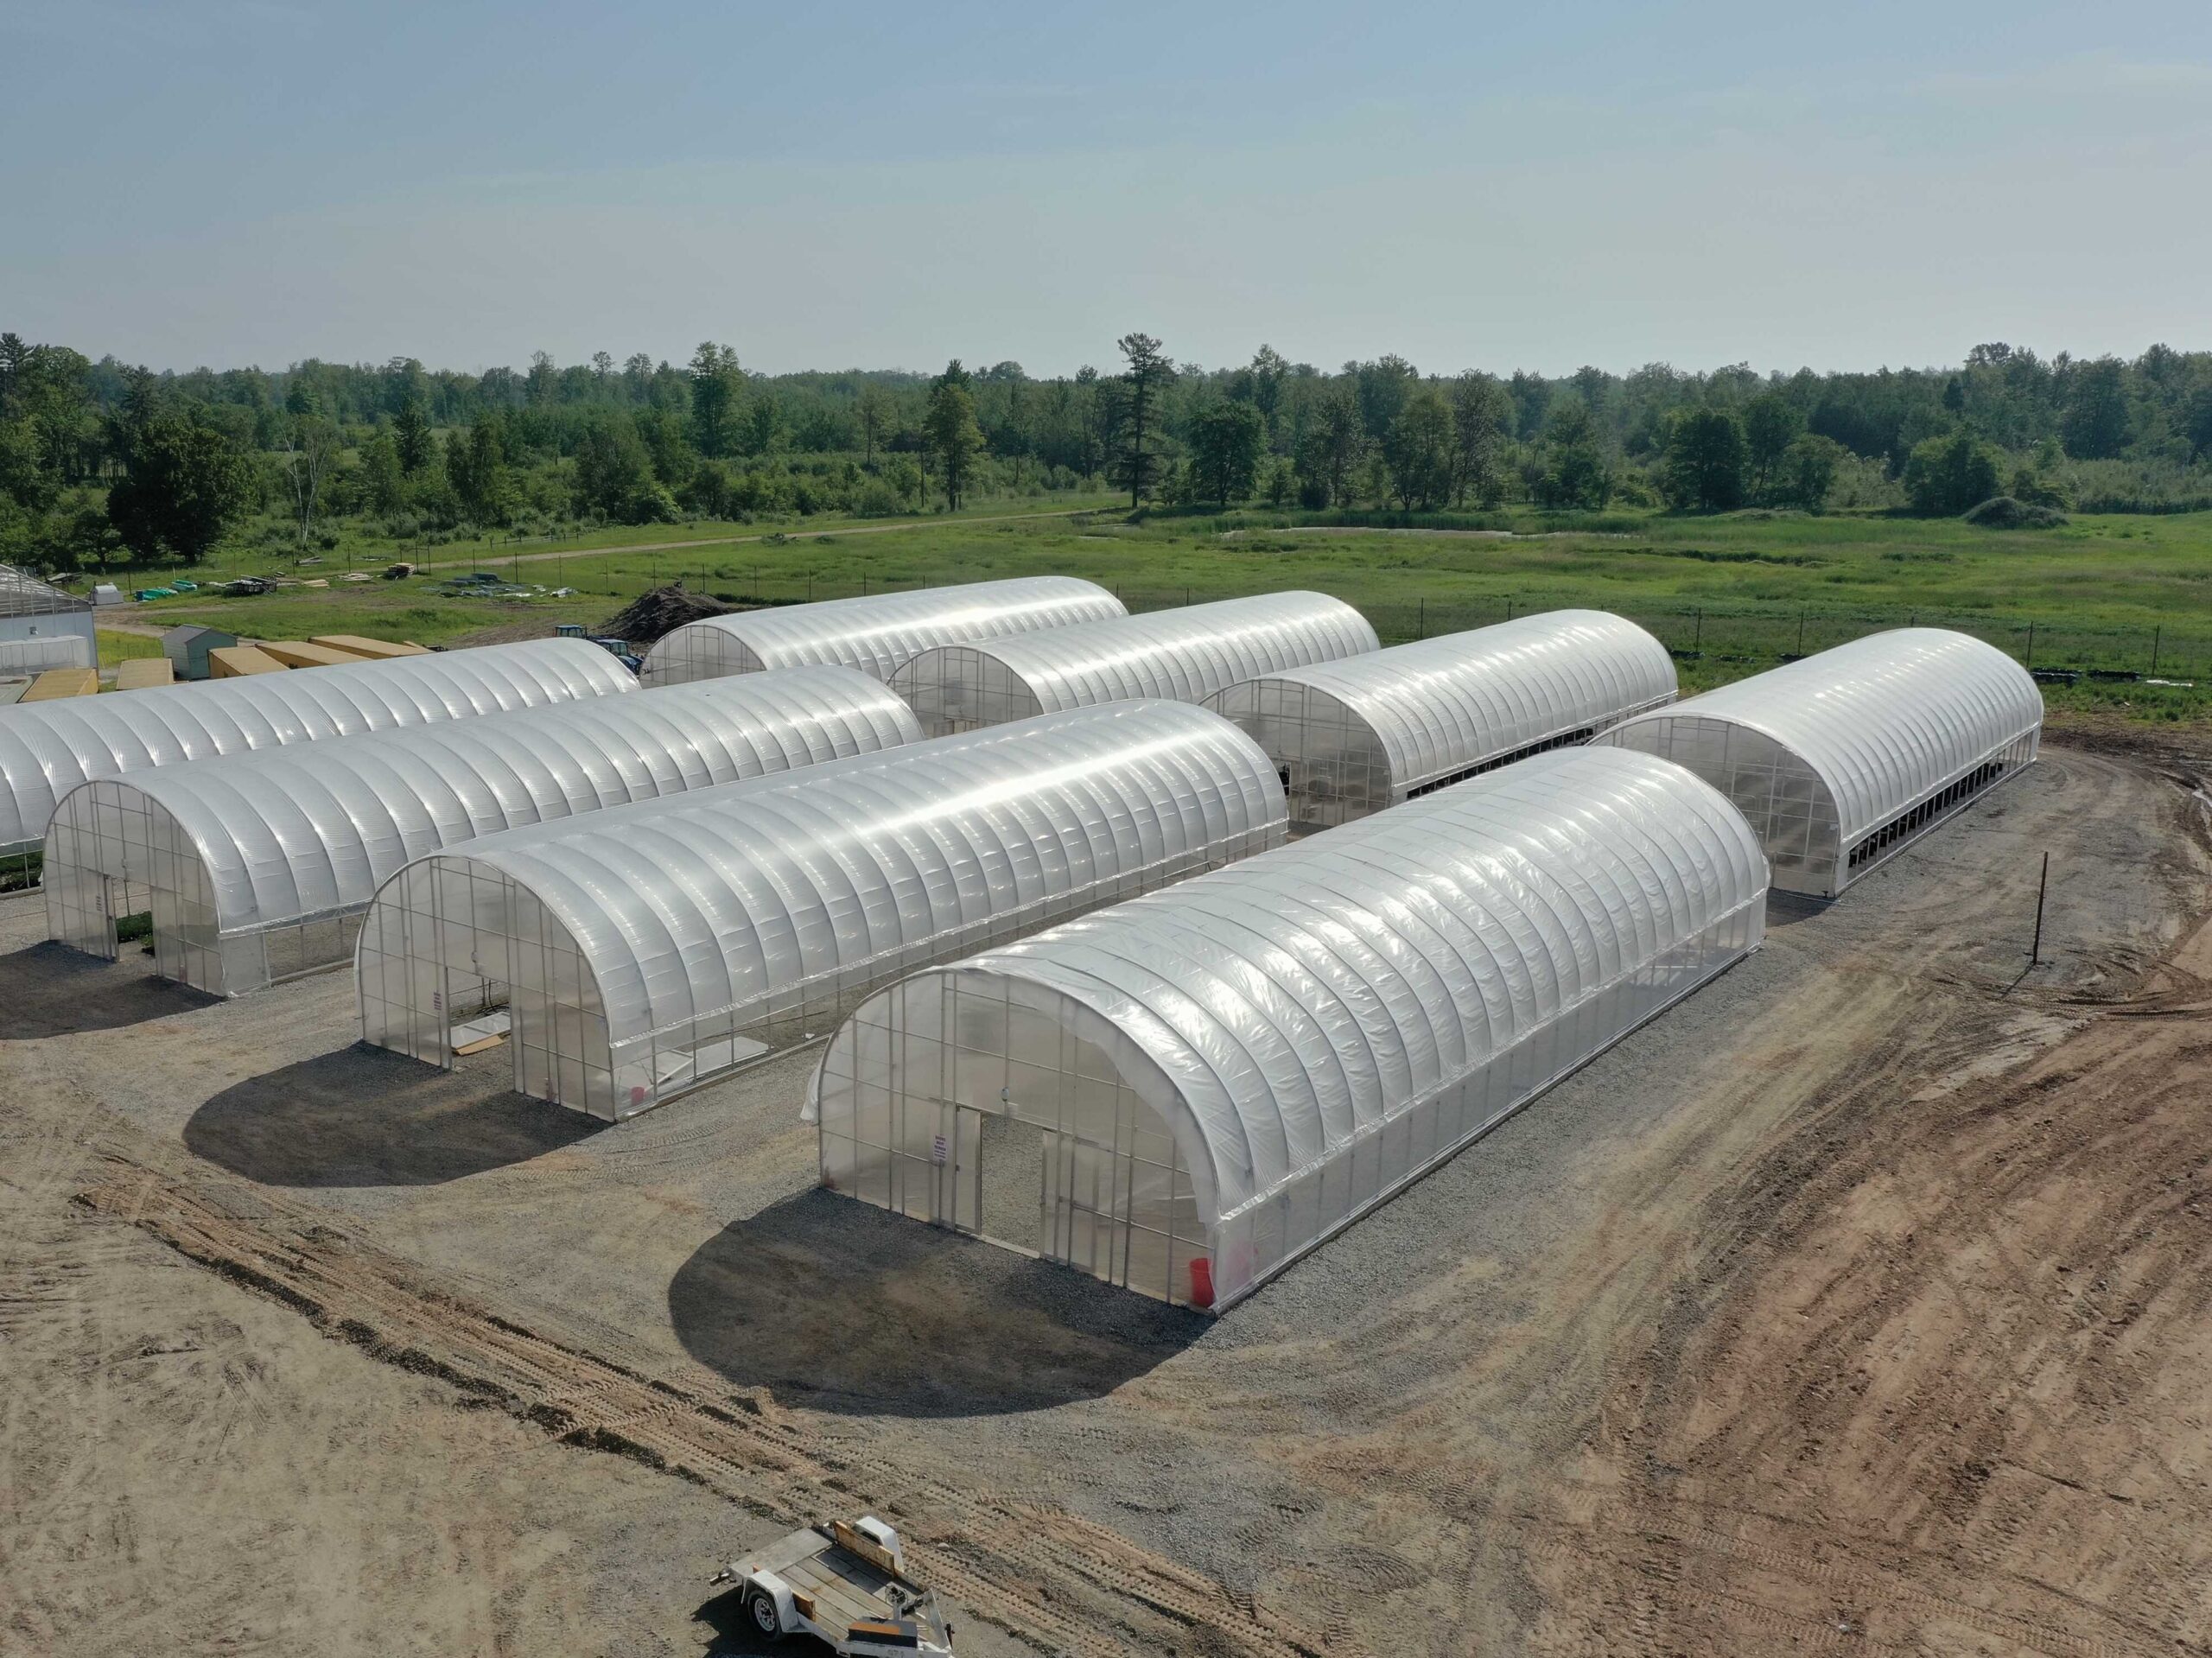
[1796,609,1806,655]
[1417,598,1425,640]
[1504,596,1514,621]
[2151,626,2161,677]
[1693,607,1701,652]
[2025,622,2035,670]
[2031,851,2050,966]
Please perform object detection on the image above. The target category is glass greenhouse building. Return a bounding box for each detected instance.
[42,667,921,995]
[356,701,1287,1120]
[1592,627,2043,897]
[887,592,1381,736]
[0,638,634,867]
[638,575,1124,685]
[810,746,1768,1311]
[1205,609,1678,829]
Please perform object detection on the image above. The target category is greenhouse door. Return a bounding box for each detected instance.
[957,1105,1130,1287]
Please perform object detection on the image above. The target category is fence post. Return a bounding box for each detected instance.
[1796,609,1806,656]
[2031,851,2050,966]
[1505,596,1514,621]
[1417,598,1426,640]
[2151,626,2161,677]
[2025,622,2035,670]
[1693,607,1701,652]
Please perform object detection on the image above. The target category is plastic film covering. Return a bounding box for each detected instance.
[889,592,1382,736]
[1594,627,2043,897]
[639,576,1124,685]
[41,667,920,996]
[813,746,1767,1311]
[0,638,634,857]
[355,701,1287,1121]
[1206,609,1678,828]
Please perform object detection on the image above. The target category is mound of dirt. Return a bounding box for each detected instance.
[599,583,735,644]
[1964,494,2068,529]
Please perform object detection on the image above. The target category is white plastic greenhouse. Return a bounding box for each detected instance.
[887,592,1382,736]
[810,746,1768,1311]
[42,667,922,996]
[355,700,1287,1120]
[0,638,634,863]
[1593,627,2043,898]
[639,576,1125,685]
[1205,609,1679,829]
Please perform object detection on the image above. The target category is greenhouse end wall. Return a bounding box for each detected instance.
[356,702,1289,1121]
[812,746,1770,1312]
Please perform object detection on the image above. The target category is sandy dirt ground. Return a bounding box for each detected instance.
[3,724,2209,1656]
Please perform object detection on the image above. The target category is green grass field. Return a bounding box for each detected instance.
[114,504,2212,721]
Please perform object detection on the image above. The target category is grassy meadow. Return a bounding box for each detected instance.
[110,503,2212,721]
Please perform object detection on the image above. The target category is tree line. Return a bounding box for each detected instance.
[3,328,2209,569]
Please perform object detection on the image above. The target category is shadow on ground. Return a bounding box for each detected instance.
[0,938,219,1039]
[693,1588,782,1655]
[670,1189,1204,1419]
[184,1044,602,1186]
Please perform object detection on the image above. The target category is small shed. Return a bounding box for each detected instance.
[163,624,240,681]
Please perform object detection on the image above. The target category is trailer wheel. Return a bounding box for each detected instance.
[746,1587,783,1638]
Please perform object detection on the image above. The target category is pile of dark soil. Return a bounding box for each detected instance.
[599,584,736,643]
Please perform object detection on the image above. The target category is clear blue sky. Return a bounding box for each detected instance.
[5,0,2207,377]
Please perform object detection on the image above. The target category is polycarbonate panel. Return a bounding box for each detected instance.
[1206,610,1678,826]
[355,700,1287,1120]
[0,638,634,856]
[41,666,920,995]
[814,746,1769,1310]
[889,592,1381,735]
[1594,627,2043,897]
[639,576,1124,685]
[0,637,92,674]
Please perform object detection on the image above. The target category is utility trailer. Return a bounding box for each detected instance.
[710,1516,956,1655]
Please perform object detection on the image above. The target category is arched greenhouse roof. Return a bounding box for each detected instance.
[889,592,1381,727]
[45,666,919,968]
[639,575,1124,684]
[823,746,1768,1307]
[1207,609,1677,804]
[359,700,1287,1110]
[1594,626,2043,854]
[0,638,633,855]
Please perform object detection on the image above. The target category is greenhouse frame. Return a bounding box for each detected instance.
[639,575,1125,685]
[810,746,1769,1312]
[887,592,1382,736]
[0,638,633,878]
[1205,610,1679,829]
[42,667,921,995]
[1592,627,2043,898]
[355,701,1287,1121]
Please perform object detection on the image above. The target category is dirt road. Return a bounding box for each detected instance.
[3,729,2209,1656]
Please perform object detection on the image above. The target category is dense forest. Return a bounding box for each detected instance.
[3,328,2209,571]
